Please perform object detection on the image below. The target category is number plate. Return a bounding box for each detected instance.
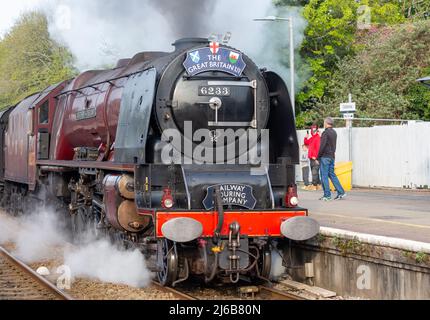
[199,86,231,97]
[76,108,97,121]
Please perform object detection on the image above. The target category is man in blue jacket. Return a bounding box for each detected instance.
[317,117,347,201]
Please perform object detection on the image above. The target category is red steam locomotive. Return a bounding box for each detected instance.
[0,38,319,285]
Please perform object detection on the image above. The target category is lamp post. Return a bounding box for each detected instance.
[254,16,296,118]
[417,76,430,88]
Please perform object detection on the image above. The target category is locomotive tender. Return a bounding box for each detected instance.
[0,38,319,285]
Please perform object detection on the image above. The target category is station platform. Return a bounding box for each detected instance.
[300,188,430,243]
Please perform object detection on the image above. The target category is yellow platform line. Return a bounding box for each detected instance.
[311,212,430,230]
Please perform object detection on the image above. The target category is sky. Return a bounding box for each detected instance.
[0,0,45,37]
[0,0,307,89]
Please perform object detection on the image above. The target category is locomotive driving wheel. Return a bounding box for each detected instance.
[157,239,179,286]
[71,206,99,242]
[71,206,87,241]
[258,246,272,280]
[9,188,25,217]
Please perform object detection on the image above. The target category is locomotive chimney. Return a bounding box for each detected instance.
[173,38,209,51]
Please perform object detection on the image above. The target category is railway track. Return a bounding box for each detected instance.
[0,213,306,301]
[159,283,305,301]
[0,246,73,300]
[0,245,304,301]
[151,281,198,300]
[258,285,303,300]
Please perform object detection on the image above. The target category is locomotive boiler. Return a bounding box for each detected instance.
[0,38,320,286]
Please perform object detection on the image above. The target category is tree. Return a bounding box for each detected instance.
[403,0,430,19]
[276,0,405,127]
[298,0,357,106]
[0,11,76,109]
[320,20,430,123]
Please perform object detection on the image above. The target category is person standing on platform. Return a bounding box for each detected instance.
[300,144,310,190]
[304,124,321,191]
[318,117,347,201]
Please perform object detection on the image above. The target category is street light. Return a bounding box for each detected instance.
[417,76,430,88]
[254,16,296,118]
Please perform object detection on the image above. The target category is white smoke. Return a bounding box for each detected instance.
[270,247,287,281]
[0,213,15,243]
[13,211,67,262]
[0,209,67,262]
[64,240,152,288]
[39,0,308,91]
[40,0,172,70]
[0,210,152,288]
[210,3,308,92]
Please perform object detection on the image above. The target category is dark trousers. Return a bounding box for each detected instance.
[302,166,310,186]
[320,157,345,198]
[310,160,321,186]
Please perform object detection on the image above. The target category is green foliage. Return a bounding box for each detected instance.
[406,67,430,120]
[0,11,76,109]
[321,21,430,122]
[272,0,410,128]
[370,1,405,25]
[331,236,367,255]
[415,252,428,264]
[297,0,406,117]
[403,250,430,264]
[274,0,430,128]
[299,0,358,104]
[404,0,430,19]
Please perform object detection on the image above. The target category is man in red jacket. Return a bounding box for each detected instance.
[304,124,322,191]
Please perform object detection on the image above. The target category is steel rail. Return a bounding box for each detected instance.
[151,281,198,300]
[151,281,304,301]
[0,246,73,300]
[258,285,304,300]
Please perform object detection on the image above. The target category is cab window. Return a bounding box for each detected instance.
[39,101,49,124]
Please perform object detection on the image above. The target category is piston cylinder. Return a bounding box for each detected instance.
[118,200,151,233]
[118,174,135,199]
[103,174,150,233]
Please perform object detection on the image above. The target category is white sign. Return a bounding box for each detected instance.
[340,103,357,113]
[343,113,355,120]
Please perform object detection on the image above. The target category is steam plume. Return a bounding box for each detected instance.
[43,0,307,91]
[64,240,152,288]
[0,210,152,288]
[0,209,67,262]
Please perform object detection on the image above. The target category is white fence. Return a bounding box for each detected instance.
[296,122,430,189]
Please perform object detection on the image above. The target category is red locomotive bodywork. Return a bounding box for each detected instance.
[50,52,167,162]
[5,83,66,190]
[5,96,33,185]
[50,70,124,161]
